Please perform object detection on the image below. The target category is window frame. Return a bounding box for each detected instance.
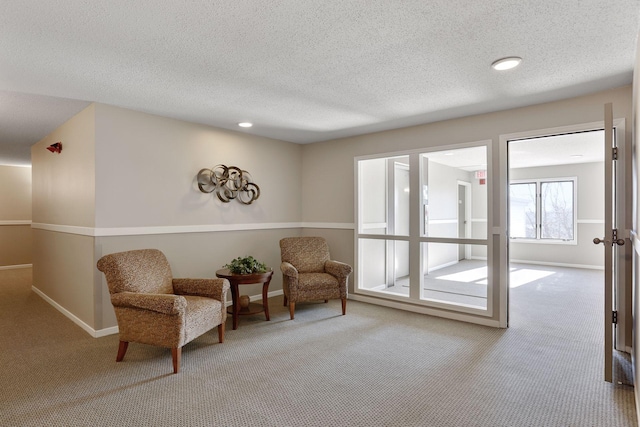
[509,177,578,245]
[354,140,494,318]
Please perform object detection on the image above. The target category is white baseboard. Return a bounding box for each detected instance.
[0,263,32,271]
[509,259,603,270]
[95,326,119,337]
[33,287,286,337]
[427,260,459,273]
[468,256,603,271]
[226,289,284,306]
[32,286,103,338]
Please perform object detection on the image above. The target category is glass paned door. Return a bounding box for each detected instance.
[358,155,411,295]
[356,143,490,316]
[420,146,489,311]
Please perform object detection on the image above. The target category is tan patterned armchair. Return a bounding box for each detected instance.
[97,249,229,374]
[279,237,353,320]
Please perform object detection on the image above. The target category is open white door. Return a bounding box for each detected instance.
[593,103,623,383]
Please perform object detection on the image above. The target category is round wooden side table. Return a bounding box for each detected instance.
[215,268,274,330]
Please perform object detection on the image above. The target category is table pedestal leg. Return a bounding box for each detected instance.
[262,281,271,321]
[230,283,239,330]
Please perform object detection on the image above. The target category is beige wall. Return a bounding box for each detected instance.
[32,103,306,333]
[301,85,632,324]
[31,105,97,328]
[0,165,32,267]
[90,104,305,331]
[301,86,632,224]
[94,104,302,227]
[32,229,95,325]
[32,104,95,227]
[0,165,32,219]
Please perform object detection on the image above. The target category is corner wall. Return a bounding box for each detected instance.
[31,104,96,330]
[30,103,305,334]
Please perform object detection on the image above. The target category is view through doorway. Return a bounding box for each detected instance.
[507,128,632,385]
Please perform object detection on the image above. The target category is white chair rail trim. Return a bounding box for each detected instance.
[31,222,356,237]
[0,220,31,225]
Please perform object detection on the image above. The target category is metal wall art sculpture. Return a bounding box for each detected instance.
[197,164,260,205]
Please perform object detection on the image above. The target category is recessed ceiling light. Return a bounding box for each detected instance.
[570,154,583,158]
[491,57,522,71]
[238,122,253,128]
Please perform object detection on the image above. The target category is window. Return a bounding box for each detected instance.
[509,178,576,242]
[356,143,491,315]
[509,182,536,239]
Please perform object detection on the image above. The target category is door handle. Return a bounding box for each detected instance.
[593,237,625,246]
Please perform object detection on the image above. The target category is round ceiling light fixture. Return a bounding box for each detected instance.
[491,57,522,71]
[238,122,253,128]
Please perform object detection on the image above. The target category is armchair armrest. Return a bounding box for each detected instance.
[110,292,187,315]
[173,278,230,302]
[280,262,298,278]
[325,260,353,279]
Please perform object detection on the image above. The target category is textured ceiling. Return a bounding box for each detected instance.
[1,1,639,166]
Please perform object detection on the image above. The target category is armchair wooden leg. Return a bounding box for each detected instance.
[172,347,181,374]
[324,299,328,303]
[283,295,288,306]
[116,341,129,362]
[342,298,347,315]
[289,302,295,320]
[218,323,225,343]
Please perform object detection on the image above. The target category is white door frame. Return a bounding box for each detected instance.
[498,118,629,351]
[457,180,472,260]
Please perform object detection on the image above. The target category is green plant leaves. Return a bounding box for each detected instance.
[223,256,267,274]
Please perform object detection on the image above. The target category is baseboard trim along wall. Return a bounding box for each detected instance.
[96,326,119,338]
[32,222,356,236]
[32,285,102,337]
[248,289,284,303]
[469,256,603,271]
[0,263,32,271]
[35,285,286,338]
[509,259,604,270]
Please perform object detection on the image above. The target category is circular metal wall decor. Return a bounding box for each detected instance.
[197,164,260,205]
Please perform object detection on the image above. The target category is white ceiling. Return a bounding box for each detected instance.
[1,1,639,166]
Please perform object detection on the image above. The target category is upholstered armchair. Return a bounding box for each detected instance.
[97,249,230,374]
[279,237,353,320]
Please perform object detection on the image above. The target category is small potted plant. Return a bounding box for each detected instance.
[223,255,268,274]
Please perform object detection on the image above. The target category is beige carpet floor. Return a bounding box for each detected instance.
[0,265,636,426]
